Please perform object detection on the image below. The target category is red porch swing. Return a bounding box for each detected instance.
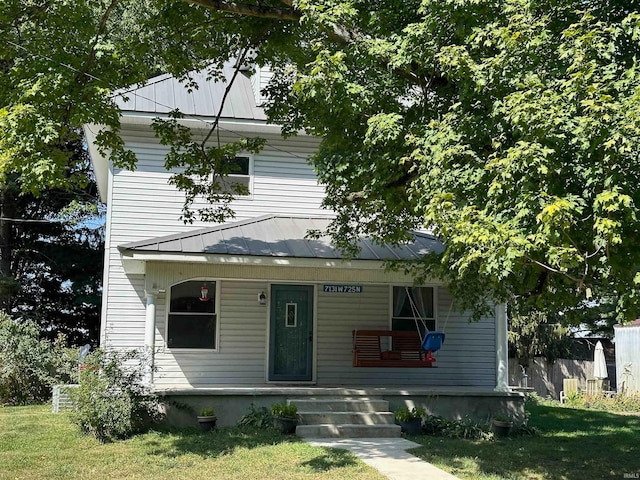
[352,287,447,368]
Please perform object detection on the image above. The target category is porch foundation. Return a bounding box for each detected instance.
[156,386,525,428]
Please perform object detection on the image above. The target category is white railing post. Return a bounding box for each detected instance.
[144,289,158,386]
[495,303,509,391]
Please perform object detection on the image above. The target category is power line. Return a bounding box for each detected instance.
[0,217,54,224]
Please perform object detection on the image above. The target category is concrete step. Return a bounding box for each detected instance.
[296,424,401,438]
[288,398,389,413]
[299,411,396,425]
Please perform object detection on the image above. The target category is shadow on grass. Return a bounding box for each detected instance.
[408,404,640,480]
[300,449,359,472]
[141,425,300,459]
[140,424,360,473]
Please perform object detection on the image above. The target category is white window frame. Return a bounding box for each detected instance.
[219,154,254,200]
[389,285,438,333]
[165,278,220,352]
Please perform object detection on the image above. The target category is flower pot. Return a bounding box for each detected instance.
[197,415,217,432]
[273,416,298,434]
[492,419,512,438]
[399,418,422,435]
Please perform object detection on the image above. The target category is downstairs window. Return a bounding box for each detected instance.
[391,286,436,337]
[167,280,217,349]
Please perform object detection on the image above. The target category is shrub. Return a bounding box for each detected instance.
[421,414,497,440]
[238,403,273,428]
[0,312,77,405]
[567,391,640,413]
[442,417,492,440]
[422,414,448,434]
[512,419,539,436]
[394,406,426,422]
[270,402,297,418]
[69,348,161,442]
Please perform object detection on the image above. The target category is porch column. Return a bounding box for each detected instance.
[144,289,158,386]
[495,303,509,391]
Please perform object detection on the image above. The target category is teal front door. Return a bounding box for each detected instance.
[269,285,314,381]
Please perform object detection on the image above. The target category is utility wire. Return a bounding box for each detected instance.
[0,217,54,224]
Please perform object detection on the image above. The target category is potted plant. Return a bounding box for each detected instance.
[197,407,217,432]
[271,402,298,434]
[492,413,513,437]
[394,406,425,434]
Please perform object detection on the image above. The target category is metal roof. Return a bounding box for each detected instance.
[114,64,266,120]
[118,215,444,261]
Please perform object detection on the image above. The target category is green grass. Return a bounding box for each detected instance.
[3,403,639,480]
[0,405,385,480]
[408,403,640,479]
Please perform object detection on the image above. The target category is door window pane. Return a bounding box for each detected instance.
[285,303,297,327]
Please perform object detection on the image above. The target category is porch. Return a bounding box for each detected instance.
[157,385,525,429]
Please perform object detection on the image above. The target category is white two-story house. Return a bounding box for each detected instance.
[84,65,522,429]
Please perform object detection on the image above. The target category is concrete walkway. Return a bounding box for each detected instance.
[304,438,460,480]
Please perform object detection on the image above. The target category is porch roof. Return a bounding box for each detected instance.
[118,215,444,261]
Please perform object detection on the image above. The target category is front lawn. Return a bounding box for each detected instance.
[3,403,638,480]
[0,405,385,480]
[409,403,640,479]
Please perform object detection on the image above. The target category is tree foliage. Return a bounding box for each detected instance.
[3,0,640,321]
[0,312,78,405]
[508,304,571,368]
[9,172,104,345]
[0,128,103,344]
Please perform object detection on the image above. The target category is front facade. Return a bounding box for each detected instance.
[86,66,515,423]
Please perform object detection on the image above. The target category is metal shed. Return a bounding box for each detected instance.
[614,321,640,394]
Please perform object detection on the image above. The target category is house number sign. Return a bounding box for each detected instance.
[323,285,363,294]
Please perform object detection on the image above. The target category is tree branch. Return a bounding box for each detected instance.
[184,0,435,88]
[184,0,301,20]
[524,256,581,284]
[346,171,417,202]
[200,45,252,149]
[76,0,121,84]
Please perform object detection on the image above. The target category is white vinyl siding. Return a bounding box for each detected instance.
[108,126,324,246]
[251,67,274,106]
[100,126,325,350]
[99,122,497,389]
[315,286,496,388]
[154,280,268,387]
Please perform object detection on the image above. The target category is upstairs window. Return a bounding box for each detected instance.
[392,286,435,337]
[219,156,251,196]
[167,280,217,349]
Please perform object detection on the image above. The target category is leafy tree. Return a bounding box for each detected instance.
[3,0,640,322]
[7,151,104,345]
[0,312,78,405]
[508,304,571,368]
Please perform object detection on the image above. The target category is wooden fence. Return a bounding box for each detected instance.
[508,358,617,399]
